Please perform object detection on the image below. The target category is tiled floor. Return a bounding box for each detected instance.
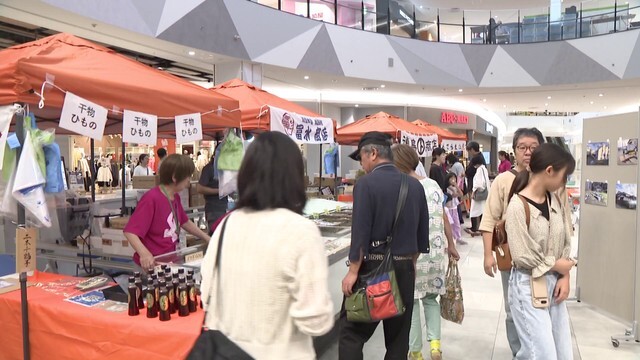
[320,229,640,360]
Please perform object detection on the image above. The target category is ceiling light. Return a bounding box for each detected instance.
[355,104,359,107]
[590,101,594,104]
[503,105,507,108]
[545,103,548,106]
[380,84,386,88]
[304,75,309,80]
[482,98,487,102]
[458,89,463,92]
[598,93,604,97]
[188,50,195,56]
[547,96,552,99]
[603,106,607,109]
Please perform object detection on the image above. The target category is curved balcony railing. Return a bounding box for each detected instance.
[248,0,640,44]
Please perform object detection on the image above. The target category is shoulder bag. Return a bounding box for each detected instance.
[186,217,254,360]
[472,166,489,201]
[345,174,409,322]
[492,194,530,271]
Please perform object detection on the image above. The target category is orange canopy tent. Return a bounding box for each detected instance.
[412,119,467,142]
[209,78,335,133]
[0,33,240,135]
[336,111,434,145]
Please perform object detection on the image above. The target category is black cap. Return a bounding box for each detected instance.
[348,131,393,161]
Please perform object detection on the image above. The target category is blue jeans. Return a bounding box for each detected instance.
[508,269,573,360]
[409,294,441,352]
[501,270,521,356]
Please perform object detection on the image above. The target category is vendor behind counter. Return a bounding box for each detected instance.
[124,154,210,271]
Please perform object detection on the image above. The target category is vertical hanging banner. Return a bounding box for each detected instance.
[175,113,203,144]
[16,227,37,273]
[441,140,467,152]
[400,131,438,158]
[123,110,158,145]
[269,106,334,144]
[59,92,108,140]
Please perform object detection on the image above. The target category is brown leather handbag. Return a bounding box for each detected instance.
[492,195,530,271]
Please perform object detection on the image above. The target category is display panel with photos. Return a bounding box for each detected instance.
[617,138,638,165]
[585,180,608,207]
[615,182,637,210]
[586,141,610,166]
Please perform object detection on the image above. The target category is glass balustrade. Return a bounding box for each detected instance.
[248,0,640,44]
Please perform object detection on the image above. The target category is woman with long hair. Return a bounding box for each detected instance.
[199,131,334,359]
[392,144,459,360]
[466,159,490,236]
[505,143,576,359]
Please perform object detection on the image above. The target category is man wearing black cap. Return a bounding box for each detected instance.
[339,131,430,359]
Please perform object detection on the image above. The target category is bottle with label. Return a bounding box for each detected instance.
[134,272,144,309]
[158,280,171,321]
[151,274,159,302]
[160,264,167,273]
[128,277,139,316]
[146,278,158,318]
[172,273,180,312]
[186,274,197,313]
[165,275,176,314]
[164,267,171,279]
[178,277,189,317]
[177,268,185,279]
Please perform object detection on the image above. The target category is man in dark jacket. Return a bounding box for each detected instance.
[339,131,430,360]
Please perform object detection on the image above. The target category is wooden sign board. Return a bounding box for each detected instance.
[15,227,37,273]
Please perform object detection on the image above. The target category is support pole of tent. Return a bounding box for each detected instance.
[90,139,95,203]
[121,141,126,215]
[15,111,31,360]
[318,143,322,194]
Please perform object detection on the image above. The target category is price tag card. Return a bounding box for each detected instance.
[175,113,203,144]
[59,92,108,140]
[16,227,37,273]
[123,110,157,145]
[184,251,204,263]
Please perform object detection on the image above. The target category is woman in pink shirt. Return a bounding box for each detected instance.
[498,151,513,173]
[124,154,210,270]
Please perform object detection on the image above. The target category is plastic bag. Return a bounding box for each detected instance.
[0,153,18,220]
[218,170,238,198]
[440,259,464,324]
[217,131,244,171]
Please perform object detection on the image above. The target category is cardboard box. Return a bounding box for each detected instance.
[132,176,156,189]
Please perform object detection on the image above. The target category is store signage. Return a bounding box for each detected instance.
[269,106,334,144]
[175,113,203,144]
[440,112,469,125]
[400,131,438,158]
[441,139,466,152]
[485,123,494,133]
[123,110,157,146]
[16,227,37,273]
[59,92,108,140]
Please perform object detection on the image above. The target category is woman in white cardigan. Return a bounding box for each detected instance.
[199,131,334,360]
[467,162,490,236]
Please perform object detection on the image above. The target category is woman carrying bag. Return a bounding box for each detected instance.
[197,132,334,359]
[504,143,576,360]
[466,161,490,237]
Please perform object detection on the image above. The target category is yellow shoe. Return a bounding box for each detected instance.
[408,351,424,360]
[430,340,442,360]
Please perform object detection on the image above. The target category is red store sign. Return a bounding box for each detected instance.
[440,112,469,125]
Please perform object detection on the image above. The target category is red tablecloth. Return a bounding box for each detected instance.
[0,272,203,360]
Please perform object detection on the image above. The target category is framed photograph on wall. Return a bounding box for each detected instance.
[584,180,608,207]
[615,182,637,210]
[586,141,610,166]
[617,138,638,165]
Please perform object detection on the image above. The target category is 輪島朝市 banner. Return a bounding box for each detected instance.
[269,106,334,144]
[400,131,438,158]
[441,139,466,152]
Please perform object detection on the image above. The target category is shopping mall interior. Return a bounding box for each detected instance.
[0,0,639,359]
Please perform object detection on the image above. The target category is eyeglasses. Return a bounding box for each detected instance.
[516,145,538,153]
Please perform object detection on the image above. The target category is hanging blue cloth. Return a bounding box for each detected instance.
[323,145,339,175]
[43,142,64,193]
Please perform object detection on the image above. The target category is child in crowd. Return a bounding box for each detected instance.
[445,172,465,246]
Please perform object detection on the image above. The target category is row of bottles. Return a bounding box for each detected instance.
[128,265,198,321]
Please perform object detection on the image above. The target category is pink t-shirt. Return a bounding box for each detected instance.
[124,187,188,265]
[498,159,512,173]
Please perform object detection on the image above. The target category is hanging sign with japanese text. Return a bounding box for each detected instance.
[16,227,37,273]
[269,106,334,144]
[175,113,203,144]
[123,110,157,145]
[400,131,438,158]
[59,92,108,140]
[441,139,467,152]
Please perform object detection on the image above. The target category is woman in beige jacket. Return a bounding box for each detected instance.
[505,143,577,360]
